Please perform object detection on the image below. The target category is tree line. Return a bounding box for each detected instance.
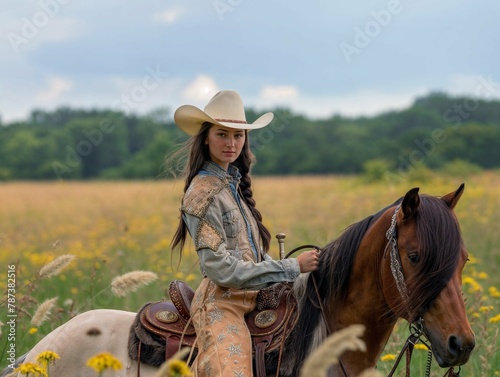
[1,92,499,181]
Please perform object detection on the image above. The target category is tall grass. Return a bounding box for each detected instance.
[1,173,499,373]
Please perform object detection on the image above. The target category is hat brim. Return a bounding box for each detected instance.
[174,105,273,136]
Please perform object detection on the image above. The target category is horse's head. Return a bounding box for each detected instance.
[382,184,475,367]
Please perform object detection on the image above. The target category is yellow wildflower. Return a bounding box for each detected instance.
[28,327,39,335]
[86,352,123,372]
[36,351,60,367]
[476,271,489,279]
[414,343,429,350]
[15,362,48,377]
[175,271,185,279]
[489,314,500,324]
[467,255,480,264]
[489,286,500,298]
[462,277,482,292]
[164,359,192,377]
[380,354,397,362]
[154,348,192,377]
[479,305,494,313]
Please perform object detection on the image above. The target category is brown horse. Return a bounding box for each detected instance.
[3,185,474,377]
[271,183,475,376]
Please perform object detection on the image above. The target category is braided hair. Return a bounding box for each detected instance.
[170,122,271,255]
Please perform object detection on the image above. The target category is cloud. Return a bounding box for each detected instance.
[260,85,299,103]
[182,75,220,103]
[316,89,424,117]
[252,86,429,119]
[36,76,73,103]
[447,74,499,98]
[152,7,185,24]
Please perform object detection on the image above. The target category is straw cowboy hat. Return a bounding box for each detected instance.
[174,90,274,136]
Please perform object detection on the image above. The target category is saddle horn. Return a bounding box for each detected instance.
[276,233,286,260]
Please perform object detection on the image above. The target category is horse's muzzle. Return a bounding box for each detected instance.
[433,333,476,367]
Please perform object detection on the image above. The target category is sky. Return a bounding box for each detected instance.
[1,0,499,124]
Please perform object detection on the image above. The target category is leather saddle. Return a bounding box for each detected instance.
[129,280,298,377]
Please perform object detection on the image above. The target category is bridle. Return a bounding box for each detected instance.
[284,204,460,376]
[383,204,460,377]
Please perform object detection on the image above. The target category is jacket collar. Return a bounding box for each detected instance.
[202,161,241,184]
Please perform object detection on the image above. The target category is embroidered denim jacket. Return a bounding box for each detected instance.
[181,161,300,290]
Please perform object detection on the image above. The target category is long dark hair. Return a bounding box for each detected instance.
[170,122,271,255]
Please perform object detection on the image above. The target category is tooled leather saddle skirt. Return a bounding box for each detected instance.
[128,280,298,376]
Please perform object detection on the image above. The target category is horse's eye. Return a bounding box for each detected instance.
[408,253,420,264]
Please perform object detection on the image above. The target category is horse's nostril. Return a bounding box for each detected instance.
[448,335,462,356]
[448,335,475,358]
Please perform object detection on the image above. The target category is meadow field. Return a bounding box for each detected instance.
[1,173,500,375]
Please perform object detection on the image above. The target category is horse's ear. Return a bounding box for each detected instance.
[401,187,420,219]
[441,183,465,210]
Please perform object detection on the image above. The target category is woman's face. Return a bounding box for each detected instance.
[206,125,246,170]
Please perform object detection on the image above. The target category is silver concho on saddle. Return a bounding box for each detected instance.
[128,280,298,376]
[128,281,196,367]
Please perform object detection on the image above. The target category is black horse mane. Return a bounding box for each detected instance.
[286,194,462,375]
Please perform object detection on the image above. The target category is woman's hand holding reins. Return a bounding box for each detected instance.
[297,249,319,272]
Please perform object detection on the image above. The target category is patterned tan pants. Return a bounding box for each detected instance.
[190,278,258,377]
